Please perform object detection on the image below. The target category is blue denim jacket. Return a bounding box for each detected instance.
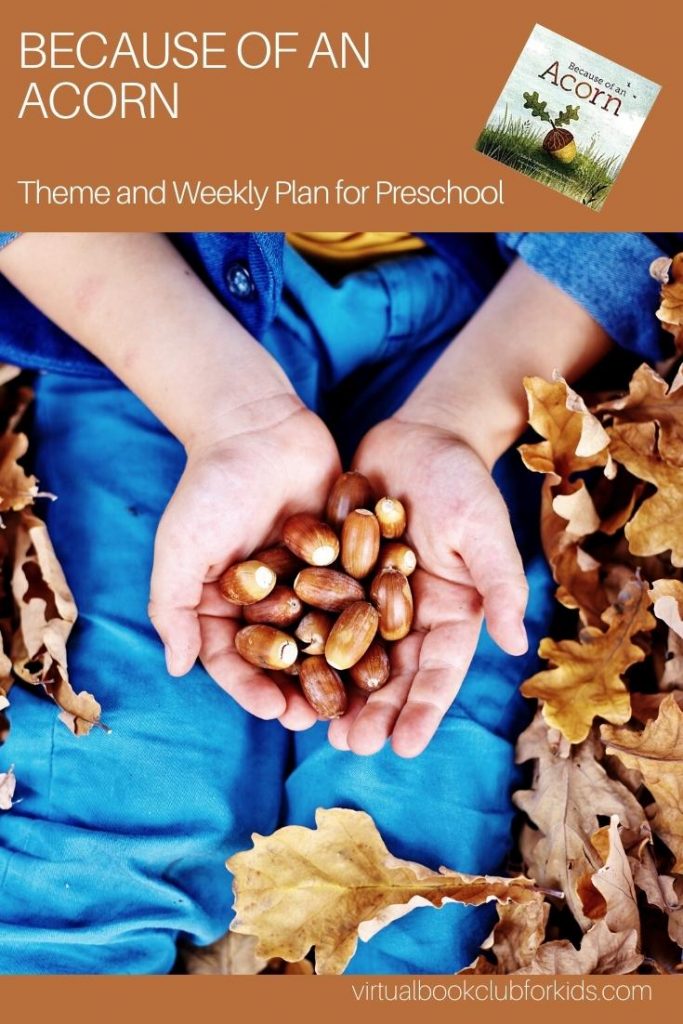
[0,232,678,376]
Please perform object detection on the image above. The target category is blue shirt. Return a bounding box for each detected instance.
[0,232,677,376]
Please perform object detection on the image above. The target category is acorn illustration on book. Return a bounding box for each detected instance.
[522,91,580,162]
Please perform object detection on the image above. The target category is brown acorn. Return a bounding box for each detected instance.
[282,513,340,566]
[378,542,417,577]
[293,567,365,612]
[243,585,303,628]
[325,601,379,671]
[234,625,298,671]
[299,656,348,719]
[220,560,277,605]
[341,509,381,579]
[295,610,334,655]
[349,641,391,693]
[326,471,374,530]
[370,568,414,641]
[374,497,406,539]
[251,544,303,580]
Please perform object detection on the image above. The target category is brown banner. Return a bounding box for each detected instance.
[2,975,682,1023]
[0,0,679,229]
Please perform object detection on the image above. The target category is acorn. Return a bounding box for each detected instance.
[251,544,303,580]
[293,567,365,612]
[349,641,391,693]
[341,509,380,579]
[378,542,417,577]
[375,497,406,539]
[234,625,298,671]
[299,657,348,719]
[295,610,334,655]
[220,560,277,605]
[326,471,373,530]
[370,568,414,641]
[325,601,379,671]
[243,585,303,628]
[282,513,340,566]
[542,127,576,163]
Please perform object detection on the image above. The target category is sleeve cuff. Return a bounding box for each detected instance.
[497,232,671,363]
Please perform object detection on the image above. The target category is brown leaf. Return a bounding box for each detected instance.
[514,712,644,929]
[10,511,101,735]
[227,808,538,975]
[514,919,642,975]
[586,817,640,937]
[521,577,655,743]
[179,932,267,975]
[598,364,683,466]
[0,764,16,810]
[602,694,683,871]
[610,422,683,567]
[0,433,39,513]
[654,252,683,350]
[462,894,549,974]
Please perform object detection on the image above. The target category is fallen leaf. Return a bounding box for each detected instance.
[514,712,644,929]
[598,364,683,466]
[513,919,642,975]
[650,579,683,638]
[584,817,640,937]
[461,894,549,974]
[654,252,683,350]
[609,423,683,567]
[522,577,655,743]
[0,764,16,810]
[602,694,683,871]
[228,808,538,975]
[0,433,39,513]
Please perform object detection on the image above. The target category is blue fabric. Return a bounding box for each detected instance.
[0,245,553,975]
[0,233,676,377]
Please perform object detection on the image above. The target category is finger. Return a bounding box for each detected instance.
[345,633,419,756]
[275,675,320,731]
[390,614,482,758]
[149,516,208,676]
[327,689,367,750]
[199,615,287,719]
[197,581,242,618]
[456,486,529,656]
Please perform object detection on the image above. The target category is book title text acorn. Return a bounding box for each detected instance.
[16,30,372,120]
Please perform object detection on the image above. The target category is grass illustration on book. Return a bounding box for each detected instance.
[475,25,660,211]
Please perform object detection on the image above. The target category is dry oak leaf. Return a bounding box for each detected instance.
[654,252,683,349]
[514,712,644,929]
[598,363,683,467]
[10,511,101,735]
[539,485,607,627]
[602,694,683,872]
[227,807,538,975]
[580,817,640,938]
[521,577,655,744]
[650,579,683,639]
[513,918,642,975]
[617,821,683,950]
[609,422,683,567]
[0,432,39,513]
[461,893,549,975]
[0,765,16,810]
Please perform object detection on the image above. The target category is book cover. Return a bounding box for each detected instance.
[475,24,660,211]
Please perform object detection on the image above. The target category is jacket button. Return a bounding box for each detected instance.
[225,262,255,299]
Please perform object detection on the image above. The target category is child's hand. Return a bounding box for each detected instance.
[149,402,341,729]
[328,417,529,758]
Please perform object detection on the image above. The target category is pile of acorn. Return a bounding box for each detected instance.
[218,472,417,719]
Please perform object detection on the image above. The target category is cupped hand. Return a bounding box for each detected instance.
[148,400,341,729]
[329,417,529,758]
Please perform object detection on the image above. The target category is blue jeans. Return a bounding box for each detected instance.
[0,247,552,974]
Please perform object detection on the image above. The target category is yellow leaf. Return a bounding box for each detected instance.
[522,577,655,743]
[602,694,683,872]
[227,807,538,975]
[610,422,683,567]
[598,363,683,466]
